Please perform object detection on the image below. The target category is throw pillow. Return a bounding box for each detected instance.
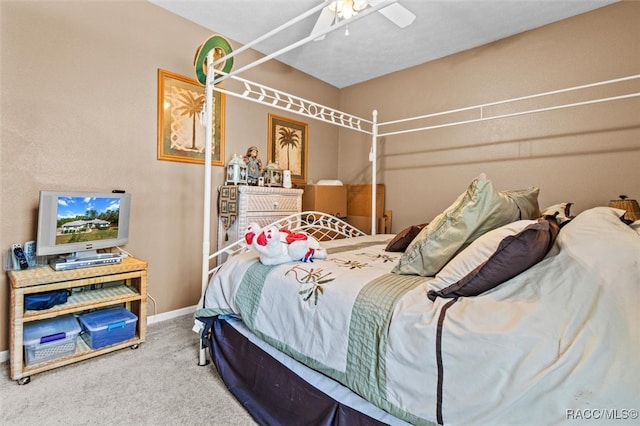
[385,223,427,252]
[392,173,540,276]
[427,216,559,300]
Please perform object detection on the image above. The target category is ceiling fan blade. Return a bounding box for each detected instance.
[377,2,416,28]
[311,6,336,41]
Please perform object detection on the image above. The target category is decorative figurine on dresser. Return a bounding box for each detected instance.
[263,162,284,187]
[243,146,263,185]
[225,154,248,185]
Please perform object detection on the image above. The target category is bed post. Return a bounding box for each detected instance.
[371,110,378,235]
[199,50,215,367]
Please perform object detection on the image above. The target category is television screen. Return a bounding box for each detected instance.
[36,190,131,259]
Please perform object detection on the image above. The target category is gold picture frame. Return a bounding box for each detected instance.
[267,114,308,185]
[157,69,224,165]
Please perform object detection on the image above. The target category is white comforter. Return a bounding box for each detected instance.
[201,207,639,425]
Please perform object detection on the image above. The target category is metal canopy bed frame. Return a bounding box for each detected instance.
[195,1,640,423]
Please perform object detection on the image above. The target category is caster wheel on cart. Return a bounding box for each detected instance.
[17,376,31,385]
[130,344,139,350]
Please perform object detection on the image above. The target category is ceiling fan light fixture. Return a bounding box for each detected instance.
[353,0,368,12]
[330,0,369,20]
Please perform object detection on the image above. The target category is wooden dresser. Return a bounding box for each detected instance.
[217,185,303,261]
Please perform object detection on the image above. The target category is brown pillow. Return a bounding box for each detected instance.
[385,223,427,252]
[427,216,559,300]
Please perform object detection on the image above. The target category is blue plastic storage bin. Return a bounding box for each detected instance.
[23,314,81,365]
[78,307,138,349]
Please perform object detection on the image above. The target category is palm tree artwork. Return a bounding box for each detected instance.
[269,114,307,183]
[277,126,300,171]
[173,89,205,151]
[159,70,225,165]
[170,86,212,153]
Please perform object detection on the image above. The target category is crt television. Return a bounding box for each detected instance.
[36,190,131,259]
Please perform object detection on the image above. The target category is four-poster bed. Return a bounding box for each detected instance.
[193,3,640,425]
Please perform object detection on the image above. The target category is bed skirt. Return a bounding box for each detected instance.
[203,315,409,426]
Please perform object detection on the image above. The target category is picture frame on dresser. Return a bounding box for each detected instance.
[267,114,308,185]
[157,69,225,165]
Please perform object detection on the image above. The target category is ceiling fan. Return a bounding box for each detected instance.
[311,0,416,39]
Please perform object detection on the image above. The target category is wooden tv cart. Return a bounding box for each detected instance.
[7,257,147,384]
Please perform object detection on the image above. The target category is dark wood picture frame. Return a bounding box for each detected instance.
[267,114,308,185]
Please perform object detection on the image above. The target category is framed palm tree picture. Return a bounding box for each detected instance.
[267,114,308,185]
[157,69,225,165]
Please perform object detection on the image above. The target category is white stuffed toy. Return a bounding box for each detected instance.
[244,223,327,266]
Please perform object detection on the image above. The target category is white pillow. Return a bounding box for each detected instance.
[427,217,559,300]
[428,220,536,291]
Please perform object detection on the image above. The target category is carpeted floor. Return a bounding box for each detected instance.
[0,314,256,426]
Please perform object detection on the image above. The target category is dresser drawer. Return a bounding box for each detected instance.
[244,214,295,228]
[244,194,301,213]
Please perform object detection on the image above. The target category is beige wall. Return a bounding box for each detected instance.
[0,0,339,353]
[339,1,640,230]
[1,1,638,355]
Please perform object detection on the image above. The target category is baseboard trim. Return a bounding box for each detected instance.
[146,304,197,325]
[0,305,198,364]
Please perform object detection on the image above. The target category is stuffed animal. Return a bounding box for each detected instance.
[244,223,327,266]
[244,222,262,247]
[279,228,327,262]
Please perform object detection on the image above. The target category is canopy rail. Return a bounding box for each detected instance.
[211,73,373,133]
[377,74,640,137]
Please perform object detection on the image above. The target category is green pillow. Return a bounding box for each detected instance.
[392,174,539,276]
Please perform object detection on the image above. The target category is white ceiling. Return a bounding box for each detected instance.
[150,0,618,88]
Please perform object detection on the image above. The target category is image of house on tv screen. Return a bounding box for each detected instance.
[56,196,120,245]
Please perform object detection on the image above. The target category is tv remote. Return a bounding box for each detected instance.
[12,244,28,270]
[24,241,36,267]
